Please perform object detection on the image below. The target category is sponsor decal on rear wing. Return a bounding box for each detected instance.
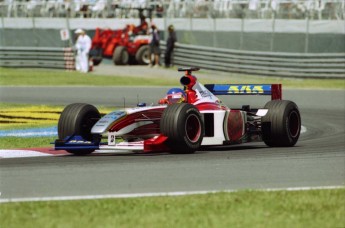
[204,84,282,100]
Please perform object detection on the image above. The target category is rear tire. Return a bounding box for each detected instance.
[261,100,301,147]
[135,45,150,65]
[113,46,129,65]
[58,103,101,155]
[160,103,204,154]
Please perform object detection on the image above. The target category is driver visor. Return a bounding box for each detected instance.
[167,94,184,104]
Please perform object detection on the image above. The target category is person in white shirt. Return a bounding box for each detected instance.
[74,29,91,73]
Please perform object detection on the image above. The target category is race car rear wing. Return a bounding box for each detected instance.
[204,84,282,100]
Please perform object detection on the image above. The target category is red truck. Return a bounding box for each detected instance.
[89,8,153,66]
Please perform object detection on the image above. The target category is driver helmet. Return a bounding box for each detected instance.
[166,88,187,104]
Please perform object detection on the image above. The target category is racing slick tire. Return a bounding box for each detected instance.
[160,103,204,154]
[89,48,103,66]
[113,46,129,65]
[135,45,150,65]
[261,100,301,147]
[58,103,101,155]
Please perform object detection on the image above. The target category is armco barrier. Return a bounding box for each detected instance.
[1,45,344,79]
[0,47,75,70]
[164,43,345,79]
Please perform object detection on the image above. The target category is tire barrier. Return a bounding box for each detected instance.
[0,46,75,70]
[63,47,75,71]
[161,42,345,79]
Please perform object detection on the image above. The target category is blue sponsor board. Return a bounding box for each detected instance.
[205,84,272,95]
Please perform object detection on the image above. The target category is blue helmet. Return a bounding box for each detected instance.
[166,88,187,104]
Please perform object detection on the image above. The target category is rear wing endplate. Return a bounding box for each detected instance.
[204,84,282,100]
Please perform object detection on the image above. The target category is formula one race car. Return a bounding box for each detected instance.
[54,67,301,155]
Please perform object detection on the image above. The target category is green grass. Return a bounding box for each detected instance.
[1,189,344,228]
[0,67,344,89]
[0,68,177,86]
[0,136,56,149]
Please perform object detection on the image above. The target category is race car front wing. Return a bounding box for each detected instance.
[54,134,170,153]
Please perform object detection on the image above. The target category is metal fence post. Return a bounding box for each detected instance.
[190,16,193,31]
[1,13,4,47]
[270,11,276,52]
[32,16,39,47]
[240,16,244,50]
[305,10,310,53]
[213,18,216,48]
[163,16,166,41]
[65,16,73,47]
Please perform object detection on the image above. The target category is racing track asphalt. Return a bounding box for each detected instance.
[0,66,344,201]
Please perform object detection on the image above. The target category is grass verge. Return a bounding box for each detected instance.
[1,67,344,89]
[0,68,177,86]
[0,136,56,149]
[1,189,344,228]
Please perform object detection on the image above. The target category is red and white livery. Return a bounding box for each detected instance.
[54,67,301,155]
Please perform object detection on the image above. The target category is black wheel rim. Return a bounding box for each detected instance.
[185,114,201,143]
[288,110,300,138]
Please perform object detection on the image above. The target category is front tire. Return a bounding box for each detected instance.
[58,103,101,155]
[160,103,204,154]
[113,46,129,65]
[261,100,301,147]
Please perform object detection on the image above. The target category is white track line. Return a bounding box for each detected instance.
[0,150,51,159]
[0,185,343,203]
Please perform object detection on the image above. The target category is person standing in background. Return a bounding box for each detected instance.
[149,24,161,68]
[164,24,177,68]
[74,29,91,73]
